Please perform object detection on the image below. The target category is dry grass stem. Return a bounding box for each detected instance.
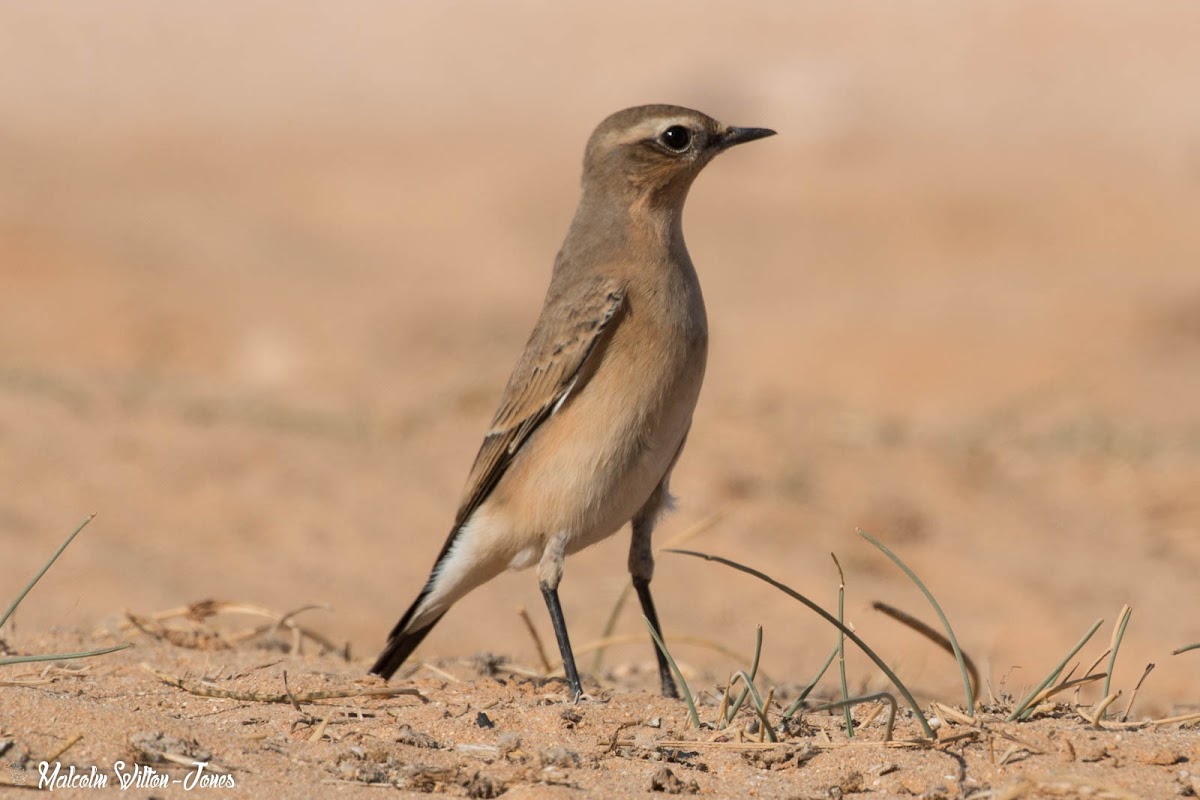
[122,599,344,657]
[992,774,1141,800]
[871,600,981,706]
[516,606,552,673]
[1089,692,1122,728]
[42,733,83,763]
[1120,662,1155,722]
[806,692,898,742]
[141,664,427,704]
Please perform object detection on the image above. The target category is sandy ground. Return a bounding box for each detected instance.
[2,2,1200,796]
[2,630,1199,799]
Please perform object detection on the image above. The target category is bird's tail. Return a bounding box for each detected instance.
[371,514,503,679]
[370,587,446,679]
[371,519,469,680]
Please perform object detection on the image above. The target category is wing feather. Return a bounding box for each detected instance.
[453,276,626,527]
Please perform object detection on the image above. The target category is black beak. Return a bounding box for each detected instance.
[718,126,777,149]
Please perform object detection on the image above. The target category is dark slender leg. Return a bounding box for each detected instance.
[634,576,680,699]
[540,581,582,701]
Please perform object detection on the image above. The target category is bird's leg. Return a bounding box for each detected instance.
[538,531,582,701]
[631,505,680,699]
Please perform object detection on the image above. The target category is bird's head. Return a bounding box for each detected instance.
[581,104,775,206]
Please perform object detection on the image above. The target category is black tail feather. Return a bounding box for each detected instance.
[372,523,467,680]
[371,593,446,679]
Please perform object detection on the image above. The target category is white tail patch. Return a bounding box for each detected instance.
[404,508,511,633]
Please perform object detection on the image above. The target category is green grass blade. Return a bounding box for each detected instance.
[748,623,763,681]
[668,548,933,739]
[725,625,763,724]
[1173,643,1200,655]
[643,616,700,729]
[1,515,95,632]
[1006,618,1104,721]
[0,642,132,666]
[806,691,898,742]
[783,643,839,719]
[858,529,974,714]
[730,669,777,742]
[1101,605,1132,718]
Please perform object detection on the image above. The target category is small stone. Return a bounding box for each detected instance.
[538,746,581,768]
[396,725,440,749]
[650,766,699,794]
[497,732,522,757]
[464,771,504,799]
[1077,742,1110,763]
[476,712,495,729]
[1137,749,1186,766]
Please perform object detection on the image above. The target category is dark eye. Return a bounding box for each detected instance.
[659,125,692,152]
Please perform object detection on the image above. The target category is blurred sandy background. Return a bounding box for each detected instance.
[2,2,1198,711]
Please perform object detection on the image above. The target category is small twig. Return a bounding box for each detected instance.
[418,662,461,682]
[269,603,331,637]
[43,734,83,763]
[871,601,981,706]
[832,553,853,738]
[1077,647,1111,706]
[1031,672,1106,707]
[1120,663,1155,722]
[629,737,933,751]
[141,664,427,703]
[517,607,552,674]
[230,660,284,680]
[1089,692,1121,728]
[283,670,303,713]
[1151,710,1200,727]
[128,599,344,655]
[308,709,335,742]
[715,681,732,729]
[806,692,898,742]
[930,702,1044,753]
[760,687,775,740]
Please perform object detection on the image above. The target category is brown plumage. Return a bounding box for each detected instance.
[371,105,774,699]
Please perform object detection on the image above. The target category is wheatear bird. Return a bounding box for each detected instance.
[371,105,774,699]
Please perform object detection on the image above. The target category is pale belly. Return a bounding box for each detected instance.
[488,331,706,569]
